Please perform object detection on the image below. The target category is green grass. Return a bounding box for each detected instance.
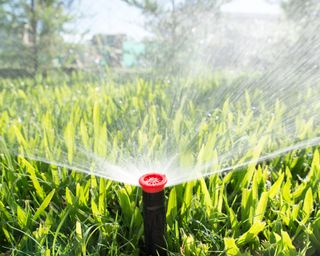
[1,76,320,255]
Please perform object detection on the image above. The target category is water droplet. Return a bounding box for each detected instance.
[266,180,271,189]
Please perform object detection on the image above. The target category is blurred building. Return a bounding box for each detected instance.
[122,41,145,68]
[79,34,145,69]
[91,34,127,67]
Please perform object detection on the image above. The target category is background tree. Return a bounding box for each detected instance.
[280,0,320,77]
[122,0,229,75]
[0,0,74,78]
[282,0,320,21]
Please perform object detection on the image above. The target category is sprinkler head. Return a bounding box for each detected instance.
[139,173,167,255]
[139,173,167,193]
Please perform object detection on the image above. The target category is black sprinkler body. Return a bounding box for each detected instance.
[139,173,167,256]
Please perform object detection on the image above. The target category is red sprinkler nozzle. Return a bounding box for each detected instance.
[139,173,167,193]
[139,173,167,255]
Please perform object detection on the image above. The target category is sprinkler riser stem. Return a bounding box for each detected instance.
[142,190,166,256]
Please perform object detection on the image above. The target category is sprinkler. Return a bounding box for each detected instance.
[139,173,167,256]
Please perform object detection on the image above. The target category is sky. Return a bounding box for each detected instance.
[71,0,146,41]
[71,0,282,41]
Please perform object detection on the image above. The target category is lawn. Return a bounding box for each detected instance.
[1,75,320,255]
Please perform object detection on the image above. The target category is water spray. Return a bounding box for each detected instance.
[139,173,167,256]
